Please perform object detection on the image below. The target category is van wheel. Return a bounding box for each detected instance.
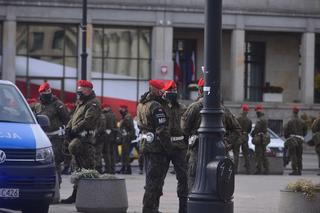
[22,201,49,213]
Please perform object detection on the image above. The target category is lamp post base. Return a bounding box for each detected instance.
[188,199,233,213]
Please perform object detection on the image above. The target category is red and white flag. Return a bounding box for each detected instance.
[174,51,182,82]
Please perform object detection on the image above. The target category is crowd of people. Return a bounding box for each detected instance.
[27,77,320,213]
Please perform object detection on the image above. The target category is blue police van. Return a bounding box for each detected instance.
[0,80,56,213]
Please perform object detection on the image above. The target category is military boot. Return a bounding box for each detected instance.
[61,166,70,175]
[60,188,77,204]
[289,171,300,176]
[178,197,187,213]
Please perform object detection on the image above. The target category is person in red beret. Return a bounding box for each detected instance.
[33,82,70,190]
[251,104,270,174]
[197,77,204,97]
[161,79,188,212]
[236,104,253,174]
[283,105,307,175]
[62,79,101,204]
[136,79,173,212]
[117,104,135,174]
[100,103,118,174]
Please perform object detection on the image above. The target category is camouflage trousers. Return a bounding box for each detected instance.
[143,153,170,213]
[49,135,64,185]
[285,137,303,173]
[68,137,95,170]
[121,139,131,168]
[94,142,104,172]
[255,145,269,174]
[168,149,188,199]
[103,140,116,174]
[187,146,198,192]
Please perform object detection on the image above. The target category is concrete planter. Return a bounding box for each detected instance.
[278,190,320,213]
[76,178,128,213]
[263,93,283,102]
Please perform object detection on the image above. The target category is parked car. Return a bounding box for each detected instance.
[0,80,55,213]
[246,125,285,157]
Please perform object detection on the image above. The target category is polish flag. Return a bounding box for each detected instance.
[174,51,182,82]
[191,51,196,81]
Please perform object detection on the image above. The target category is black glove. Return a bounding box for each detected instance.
[65,128,77,141]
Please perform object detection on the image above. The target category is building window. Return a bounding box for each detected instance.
[92,26,151,104]
[314,35,320,103]
[16,23,78,102]
[245,41,266,102]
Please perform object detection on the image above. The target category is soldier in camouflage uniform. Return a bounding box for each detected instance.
[101,104,117,174]
[182,78,241,191]
[223,106,242,173]
[236,104,252,174]
[311,114,320,175]
[61,103,76,175]
[33,83,69,186]
[251,105,270,175]
[118,105,136,174]
[161,80,188,213]
[283,106,307,175]
[137,80,172,213]
[94,106,107,174]
[61,80,101,204]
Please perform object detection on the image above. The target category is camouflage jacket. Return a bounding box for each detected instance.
[251,114,269,146]
[284,114,307,139]
[119,113,136,141]
[181,97,203,138]
[136,92,171,154]
[237,112,252,134]
[163,101,187,150]
[66,93,101,134]
[33,96,69,132]
[222,106,242,146]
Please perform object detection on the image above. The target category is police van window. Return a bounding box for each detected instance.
[0,84,34,124]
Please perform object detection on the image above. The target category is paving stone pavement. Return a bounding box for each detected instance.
[1,153,319,213]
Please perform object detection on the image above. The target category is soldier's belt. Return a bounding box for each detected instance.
[171,136,184,142]
[46,126,65,136]
[290,134,304,140]
[79,130,95,137]
[257,132,265,136]
[105,129,112,135]
[141,132,155,143]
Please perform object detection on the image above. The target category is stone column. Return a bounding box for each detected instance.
[2,10,16,83]
[151,26,173,80]
[230,29,245,102]
[301,32,315,104]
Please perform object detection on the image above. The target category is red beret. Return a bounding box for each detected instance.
[254,104,263,112]
[149,80,165,90]
[38,82,50,93]
[102,103,111,109]
[77,80,93,89]
[162,80,177,91]
[198,78,204,87]
[242,104,249,112]
[292,105,299,113]
[27,98,37,105]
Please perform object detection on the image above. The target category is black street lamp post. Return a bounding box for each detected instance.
[187,0,235,212]
[81,0,88,80]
